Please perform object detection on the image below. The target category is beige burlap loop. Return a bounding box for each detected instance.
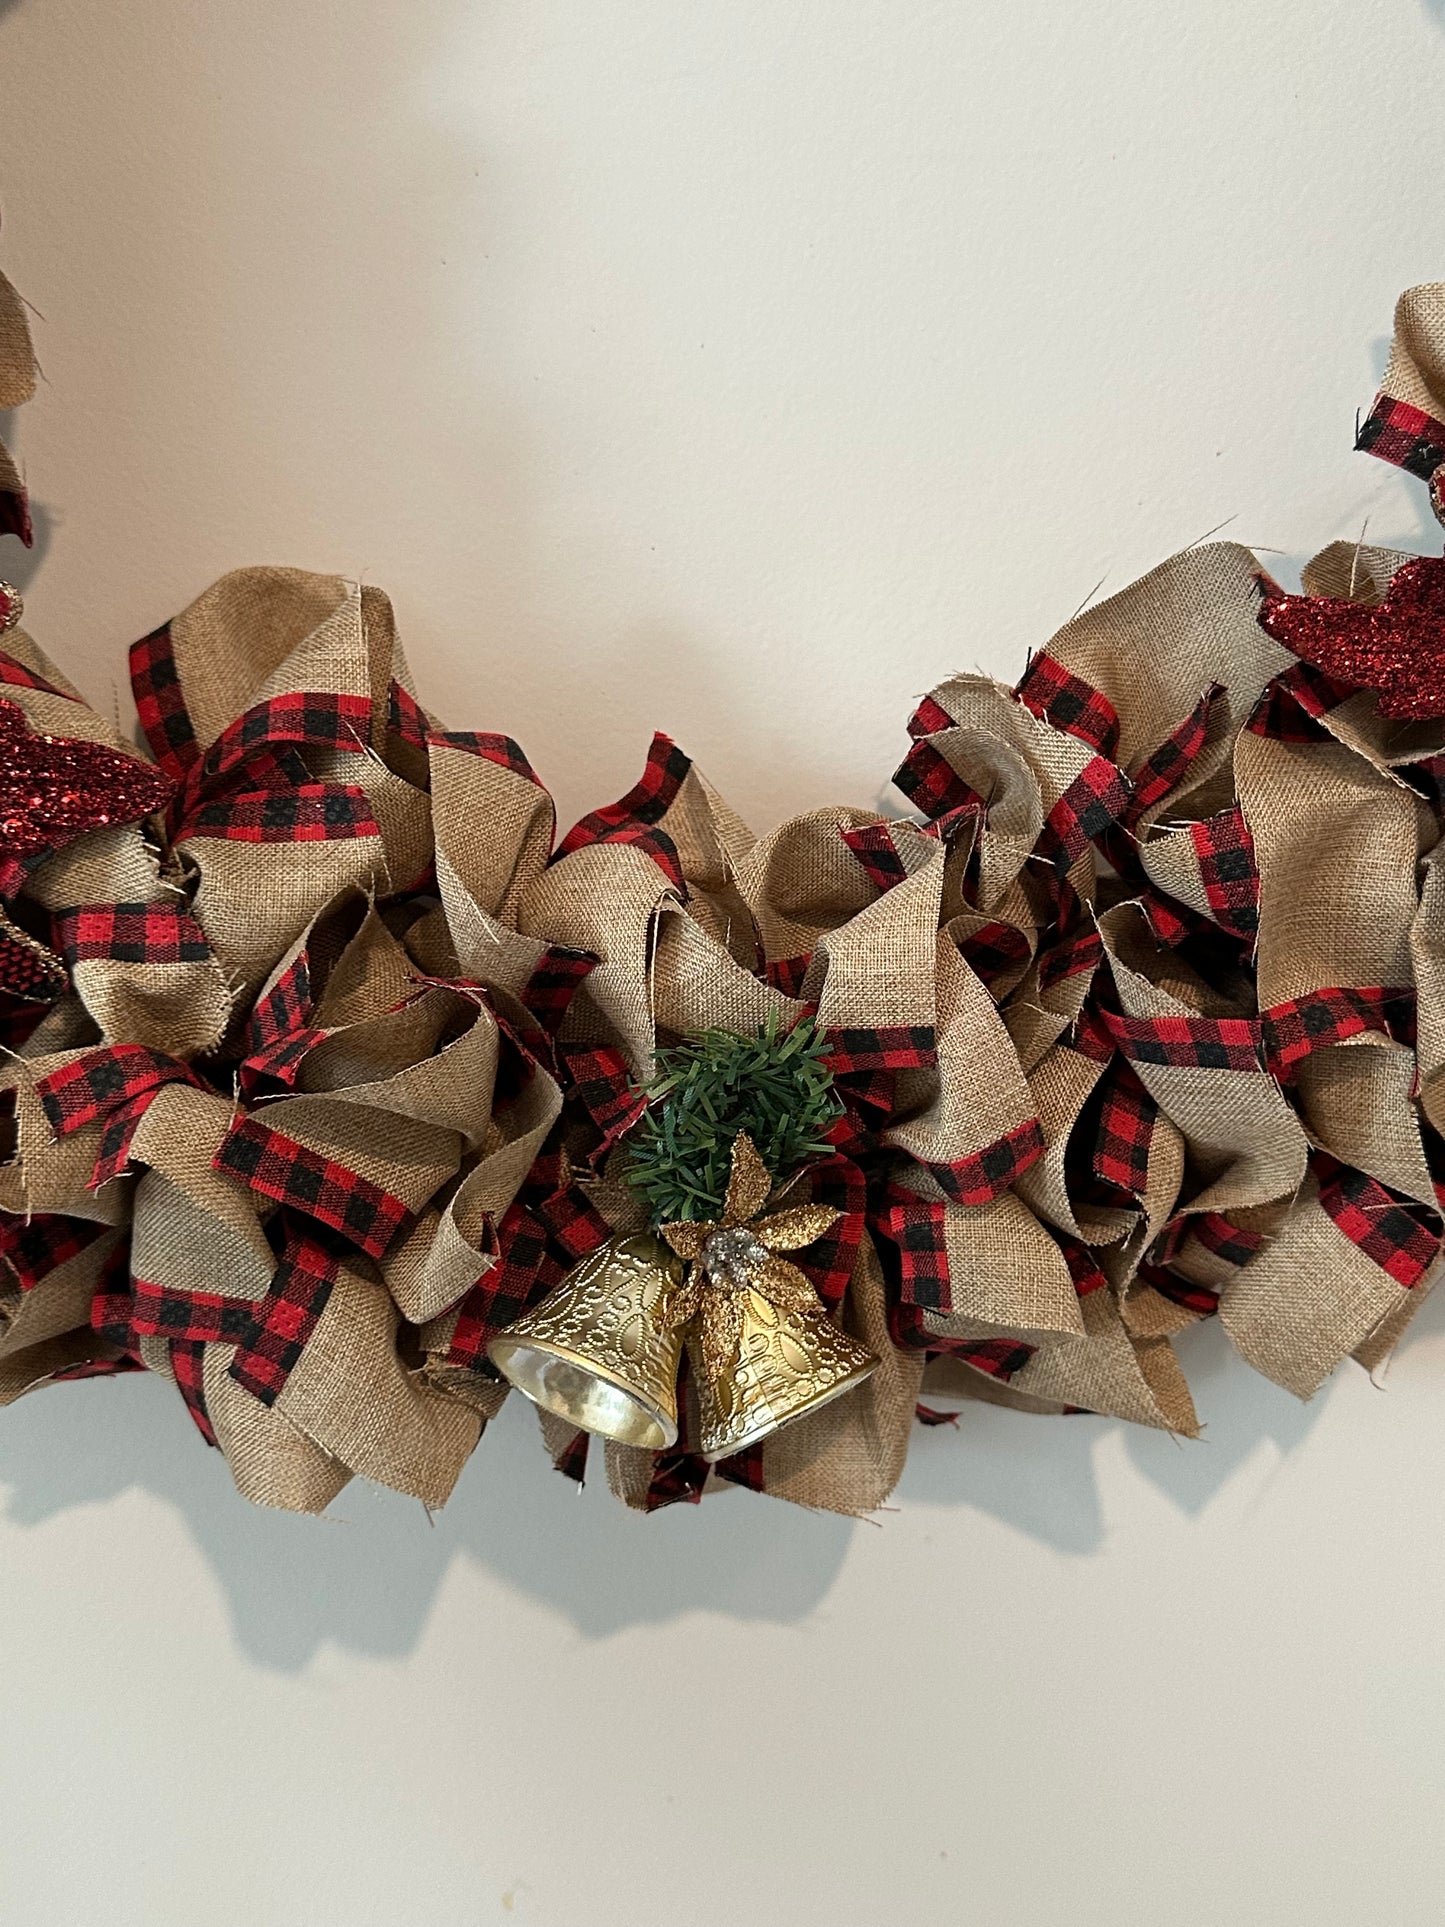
[754,1234,922,1515]
[429,735,554,928]
[882,932,1038,1173]
[292,987,498,1142]
[0,1226,124,1362]
[651,759,758,955]
[1412,836,1445,1132]
[1218,1169,1419,1399]
[184,820,387,1017]
[0,1050,133,1224]
[520,842,681,1075]
[166,568,368,751]
[1236,729,1427,1005]
[309,898,419,1030]
[1098,905,1310,1219]
[1013,1041,1126,1243]
[200,1349,354,1514]
[1367,283,1445,435]
[925,727,1046,913]
[920,677,1100,802]
[735,806,891,962]
[1034,543,1293,766]
[1103,1105,1187,1300]
[811,838,945,1035]
[1012,1286,1199,1435]
[945,907,1036,1000]
[907,1177,1084,1342]
[388,1067,562,1328]
[1127,683,1238,839]
[267,1258,482,1509]
[164,570,436,944]
[650,901,803,1042]
[1291,1038,1435,1207]
[125,1081,263,1246]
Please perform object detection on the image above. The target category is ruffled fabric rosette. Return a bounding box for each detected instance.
[3,273,1445,1520]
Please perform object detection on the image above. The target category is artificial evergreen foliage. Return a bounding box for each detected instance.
[624,1012,841,1224]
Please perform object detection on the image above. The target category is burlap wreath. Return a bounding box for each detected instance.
[4,267,1445,1519]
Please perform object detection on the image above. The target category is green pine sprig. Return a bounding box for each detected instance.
[623,1011,841,1225]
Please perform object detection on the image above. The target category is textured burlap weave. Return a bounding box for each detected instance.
[5,272,1445,1524]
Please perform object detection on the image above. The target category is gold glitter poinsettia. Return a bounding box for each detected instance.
[658,1132,842,1382]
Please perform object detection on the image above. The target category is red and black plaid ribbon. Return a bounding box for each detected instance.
[213,1113,412,1260]
[1356,394,1445,480]
[54,902,212,968]
[551,731,691,889]
[34,1045,208,1190]
[1015,651,1122,759]
[1313,1153,1441,1288]
[0,1211,104,1290]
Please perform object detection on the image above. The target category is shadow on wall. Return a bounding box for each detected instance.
[2,0,1442,1676]
[8,1294,1437,1671]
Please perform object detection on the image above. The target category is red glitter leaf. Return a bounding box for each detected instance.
[0,912,64,1003]
[0,698,174,895]
[1258,554,1445,722]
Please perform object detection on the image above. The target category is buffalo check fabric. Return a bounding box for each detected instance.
[34,1046,207,1189]
[54,902,212,967]
[825,1026,936,1076]
[552,731,691,888]
[1015,652,1122,759]
[0,649,69,699]
[214,1114,412,1260]
[1190,807,1260,943]
[840,820,911,895]
[129,623,201,778]
[1261,987,1415,1074]
[924,1119,1046,1208]
[891,736,986,821]
[0,1212,103,1290]
[905,693,955,740]
[1355,393,1445,478]
[228,1218,351,1405]
[519,947,598,1035]
[1089,1060,1157,1200]
[429,729,545,787]
[1120,689,1217,831]
[183,783,379,844]
[240,950,326,1097]
[876,1188,951,1313]
[1313,1155,1442,1288]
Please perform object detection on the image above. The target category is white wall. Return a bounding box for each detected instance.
[1,4,1444,1923]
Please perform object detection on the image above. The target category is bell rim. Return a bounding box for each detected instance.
[488,1331,681,1451]
[699,1352,878,1463]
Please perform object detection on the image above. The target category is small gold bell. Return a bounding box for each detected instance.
[693,1286,877,1462]
[488,1232,686,1449]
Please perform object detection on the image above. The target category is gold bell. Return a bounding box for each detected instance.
[693,1287,877,1462]
[488,1232,686,1450]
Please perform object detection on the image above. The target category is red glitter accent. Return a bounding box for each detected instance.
[1258,554,1445,721]
[0,919,63,1002]
[0,698,174,896]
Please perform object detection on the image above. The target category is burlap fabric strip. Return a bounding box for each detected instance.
[4,285,1445,1521]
